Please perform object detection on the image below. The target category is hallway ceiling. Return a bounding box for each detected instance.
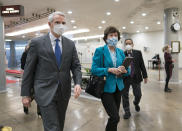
[1,0,182,40]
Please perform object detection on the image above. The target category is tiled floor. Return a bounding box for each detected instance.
[0,69,182,131]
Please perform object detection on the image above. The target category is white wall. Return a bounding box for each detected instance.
[131,31,182,68]
[75,38,124,65]
[74,31,182,68]
[75,39,104,65]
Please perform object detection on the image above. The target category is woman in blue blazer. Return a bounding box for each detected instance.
[91,26,130,131]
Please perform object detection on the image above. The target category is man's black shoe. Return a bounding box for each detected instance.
[164,88,172,93]
[135,105,140,112]
[133,101,140,112]
[168,88,172,91]
[123,112,131,119]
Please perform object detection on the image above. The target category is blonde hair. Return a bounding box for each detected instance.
[162,45,169,52]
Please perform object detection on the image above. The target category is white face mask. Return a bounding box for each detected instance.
[125,45,132,51]
[53,24,65,35]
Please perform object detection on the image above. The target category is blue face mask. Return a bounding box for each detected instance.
[106,37,118,47]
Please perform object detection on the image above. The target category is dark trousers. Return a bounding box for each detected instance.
[122,79,142,113]
[101,87,122,131]
[165,65,171,90]
[39,85,69,131]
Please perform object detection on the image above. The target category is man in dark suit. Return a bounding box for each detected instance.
[122,38,148,119]
[21,11,82,131]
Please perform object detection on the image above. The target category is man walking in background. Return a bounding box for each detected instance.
[122,38,148,119]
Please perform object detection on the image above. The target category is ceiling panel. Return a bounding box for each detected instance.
[0,0,182,40]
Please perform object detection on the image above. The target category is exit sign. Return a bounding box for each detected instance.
[0,5,24,17]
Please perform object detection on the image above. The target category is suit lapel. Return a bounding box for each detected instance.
[132,50,137,64]
[59,36,66,70]
[103,45,114,67]
[43,34,59,70]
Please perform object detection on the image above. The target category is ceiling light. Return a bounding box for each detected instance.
[71,20,75,23]
[67,11,72,14]
[142,13,147,16]
[114,0,120,2]
[73,26,77,29]
[106,12,111,16]
[35,32,40,36]
[145,26,149,30]
[22,35,26,38]
[122,26,126,29]
[5,24,89,36]
[5,39,12,42]
[5,24,49,36]
[136,30,140,33]
[157,21,161,24]
[102,21,106,24]
[72,35,104,41]
[98,26,102,29]
[130,21,134,24]
[63,29,90,35]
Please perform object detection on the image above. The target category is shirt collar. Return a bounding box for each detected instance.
[107,45,116,53]
[127,50,133,54]
[49,32,62,44]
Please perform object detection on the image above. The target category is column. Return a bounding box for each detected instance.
[9,41,17,68]
[0,16,6,93]
[164,8,180,83]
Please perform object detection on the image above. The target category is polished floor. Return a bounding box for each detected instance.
[0,69,182,131]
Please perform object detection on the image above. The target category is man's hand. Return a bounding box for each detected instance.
[144,78,148,84]
[74,84,82,99]
[22,97,31,107]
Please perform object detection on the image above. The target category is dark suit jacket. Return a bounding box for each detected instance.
[20,50,28,70]
[21,34,82,106]
[124,49,147,84]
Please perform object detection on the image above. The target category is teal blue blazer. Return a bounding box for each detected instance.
[91,45,130,93]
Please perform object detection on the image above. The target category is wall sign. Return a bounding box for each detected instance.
[0,5,24,17]
[171,41,180,53]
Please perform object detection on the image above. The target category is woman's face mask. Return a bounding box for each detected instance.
[106,37,118,47]
[53,24,65,35]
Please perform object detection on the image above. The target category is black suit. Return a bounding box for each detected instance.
[20,50,28,70]
[122,49,147,113]
[21,34,82,131]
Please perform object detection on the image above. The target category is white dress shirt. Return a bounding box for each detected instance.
[107,46,117,67]
[49,32,62,53]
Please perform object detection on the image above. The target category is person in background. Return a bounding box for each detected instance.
[163,45,175,92]
[21,44,30,70]
[122,38,148,119]
[20,42,41,117]
[4,51,8,68]
[21,43,30,114]
[91,26,130,131]
[21,11,82,131]
[152,54,161,69]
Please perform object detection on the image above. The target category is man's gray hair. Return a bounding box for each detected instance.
[48,11,65,22]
